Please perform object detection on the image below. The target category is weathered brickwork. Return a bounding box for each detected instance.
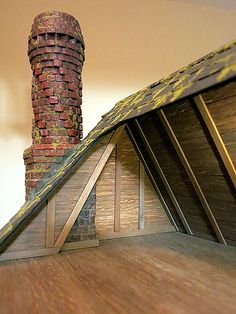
[65,187,96,242]
[24,11,85,199]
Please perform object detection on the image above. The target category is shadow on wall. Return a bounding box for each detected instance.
[0,78,32,228]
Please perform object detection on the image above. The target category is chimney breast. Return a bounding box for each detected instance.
[24,11,85,199]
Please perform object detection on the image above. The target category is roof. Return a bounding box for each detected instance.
[1,39,236,248]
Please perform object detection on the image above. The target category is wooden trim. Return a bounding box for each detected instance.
[139,161,145,230]
[158,109,227,245]
[61,240,99,251]
[133,120,193,235]
[114,140,121,232]
[125,125,179,231]
[46,196,56,248]
[0,248,59,262]
[54,125,126,248]
[96,223,175,240]
[194,94,236,192]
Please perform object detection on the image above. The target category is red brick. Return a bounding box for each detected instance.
[64,74,74,82]
[54,59,62,67]
[49,96,58,104]
[59,112,68,120]
[37,120,46,128]
[46,120,64,128]
[59,67,67,75]
[69,137,80,144]
[45,89,54,97]
[44,149,65,157]
[55,104,64,112]
[62,90,70,98]
[34,68,42,76]
[40,129,49,136]
[38,81,49,90]
[64,120,73,128]
[68,82,77,91]
[67,129,78,137]
[38,73,47,82]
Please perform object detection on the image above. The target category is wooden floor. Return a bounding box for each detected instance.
[1,232,236,314]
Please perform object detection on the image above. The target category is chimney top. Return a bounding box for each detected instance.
[29,11,84,47]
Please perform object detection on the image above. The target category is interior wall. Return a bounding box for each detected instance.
[96,129,172,238]
[133,79,236,246]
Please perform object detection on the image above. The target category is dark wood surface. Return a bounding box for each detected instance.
[1,233,236,314]
[137,113,216,240]
[163,97,236,245]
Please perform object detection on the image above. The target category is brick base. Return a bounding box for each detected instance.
[23,143,73,199]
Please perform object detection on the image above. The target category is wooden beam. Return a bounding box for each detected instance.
[54,125,125,248]
[114,140,121,232]
[194,94,236,192]
[0,248,59,262]
[158,109,227,245]
[96,223,175,240]
[139,161,145,230]
[61,239,99,251]
[125,125,179,231]
[133,120,193,235]
[46,196,56,248]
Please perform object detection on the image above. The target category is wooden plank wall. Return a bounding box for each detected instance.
[0,135,112,260]
[200,81,236,246]
[119,131,139,230]
[54,134,112,241]
[135,79,236,245]
[162,96,236,245]
[96,149,116,232]
[202,81,236,169]
[144,172,170,225]
[96,129,173,239]
[4,204,47,253]
[137,113,216,241]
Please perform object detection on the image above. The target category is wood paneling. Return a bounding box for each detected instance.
[126,124,183,231]
[139,161,145,230]
[144,172,172,226]
[194,94,236,191]
[96,149,116,232]
[163,95,236,245]
[202,81,236,168]
[96,128,172,239]
[138,113,215,240]
[158,108,226,245]
[54,134,112,240]
[114,140,121,232]
[46,196,56,248]
[4,204,47,253]
[55,126,125,248]
[120,130,140,230]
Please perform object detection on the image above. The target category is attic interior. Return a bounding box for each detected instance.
[1,10,236,314]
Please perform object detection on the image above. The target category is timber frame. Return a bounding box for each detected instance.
[1,39,236,260]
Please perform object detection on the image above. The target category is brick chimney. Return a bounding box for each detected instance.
[24,11,85,199]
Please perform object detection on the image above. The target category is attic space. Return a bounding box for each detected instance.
[1,8,236,314]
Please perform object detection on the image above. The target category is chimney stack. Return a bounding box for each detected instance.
[24,11,85,199]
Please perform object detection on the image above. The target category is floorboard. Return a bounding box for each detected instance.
[0,232,236,314]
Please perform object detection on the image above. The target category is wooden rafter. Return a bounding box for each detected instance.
[194,94,236,192]
[125,125,179,231]
[46,196,56,248]
[54,124,126,248]
[133,120,193,235]
[158,109,227,245]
